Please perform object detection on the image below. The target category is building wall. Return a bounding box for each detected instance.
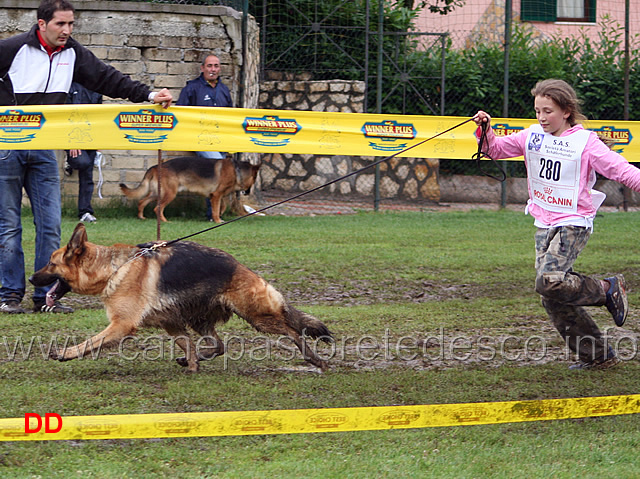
[414,0,638,49]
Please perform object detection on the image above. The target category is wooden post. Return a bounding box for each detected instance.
[156,149,163,241]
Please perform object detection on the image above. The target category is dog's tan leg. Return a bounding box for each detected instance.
[223,272,329,370]
[52,322,136,361]
[227,285,328,370]
[209,192,224,223]
[153,203,170,223]
[278,327,328,371]
[154,177,178,223]
[164,325,199,373]
[137,194,155,220]
[254,319,327,371]
[197,328,225,360]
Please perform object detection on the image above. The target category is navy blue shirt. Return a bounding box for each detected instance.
[67,82,102,105]
[176,74,233,108]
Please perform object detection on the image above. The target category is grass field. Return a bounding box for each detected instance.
[2,206,640,478]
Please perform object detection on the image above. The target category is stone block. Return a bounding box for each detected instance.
[259,164,277,186]
[309,82,328,93]
[288,160,306,177]
[143,48,183,62]
[104,61,144,75]
[275,178,296,190]
[420,177,441,201]
[355,174,374,195]
[276,82,293,92]
[128,35,165,48]
[316,157,334,175]
[312,101,328,112]
[300,175,326,190]
[270,154,286,172]
[147,61,169,74]
[168,63,200,75]
[112,155,147,170]
[153,75,190,89]
[339,181,352,194]
[91,34,127,46]
[380,176,400,198]
[88,46,108,60]
[403,178,419,199]
[271,94,285,108]
[108,47,141,61]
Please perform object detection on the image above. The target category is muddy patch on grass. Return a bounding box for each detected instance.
[29,282,640,372]
[281,278,488,306]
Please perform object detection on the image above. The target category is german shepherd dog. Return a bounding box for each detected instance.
[29,224,332,372]
[119,155,261,223]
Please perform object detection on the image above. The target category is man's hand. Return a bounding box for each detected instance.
[152,88,173,109]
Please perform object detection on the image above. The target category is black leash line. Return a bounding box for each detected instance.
[472,121,507,182]
[154,116,480,247]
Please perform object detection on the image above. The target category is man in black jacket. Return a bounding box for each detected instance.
[0,0,173,314]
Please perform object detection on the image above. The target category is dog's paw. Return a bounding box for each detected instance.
[198,351,223,361]
[175,357,188,367]
[176,357,200,373]
[49,350,74,362]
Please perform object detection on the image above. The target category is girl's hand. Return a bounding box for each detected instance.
[473,111,491,127]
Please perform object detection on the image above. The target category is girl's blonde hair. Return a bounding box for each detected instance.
[531,79,587,126]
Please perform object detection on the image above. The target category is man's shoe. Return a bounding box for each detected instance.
[569,347,620,370]
[33,301,74,314]
[80,212,97,223]
[0,300,26,314]
[605,274,628,327]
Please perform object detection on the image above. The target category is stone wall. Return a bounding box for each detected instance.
[0,0,259,205]
[258,76,441,202]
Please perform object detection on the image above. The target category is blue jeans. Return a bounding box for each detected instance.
[67,150,95,216]
[0,149,61,303]
[196,151,224,159]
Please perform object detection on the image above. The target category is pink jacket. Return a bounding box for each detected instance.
[477,124,640,226]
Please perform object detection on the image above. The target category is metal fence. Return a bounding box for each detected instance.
[107,1,640,214]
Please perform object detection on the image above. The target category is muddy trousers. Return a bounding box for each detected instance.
[534,226,608,363]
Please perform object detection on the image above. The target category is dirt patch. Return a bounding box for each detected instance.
[49,275,640,373]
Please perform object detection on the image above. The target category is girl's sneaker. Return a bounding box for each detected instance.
[605,275,628,327]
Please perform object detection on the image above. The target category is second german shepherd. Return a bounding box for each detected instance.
[119,155,261,223]
[29,224,332,372]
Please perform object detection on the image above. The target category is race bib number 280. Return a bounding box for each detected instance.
[526,127,589,213]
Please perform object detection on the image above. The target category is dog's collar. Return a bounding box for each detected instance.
[116,241,169,274]
[134,241,169,256]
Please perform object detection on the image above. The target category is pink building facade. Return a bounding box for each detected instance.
[414,0,638,49]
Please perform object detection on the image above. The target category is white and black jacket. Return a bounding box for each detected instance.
[0,24,151,106]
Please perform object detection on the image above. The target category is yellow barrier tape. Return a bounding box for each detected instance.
[2,394,640,441]
[0,105,637,159]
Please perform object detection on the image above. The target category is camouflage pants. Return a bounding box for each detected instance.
[534,226,607,363]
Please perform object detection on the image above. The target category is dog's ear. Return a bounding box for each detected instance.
[64,223,87,261]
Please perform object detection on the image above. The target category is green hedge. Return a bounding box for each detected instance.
[417,16,639,121]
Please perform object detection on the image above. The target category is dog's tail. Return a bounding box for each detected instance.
[119,167,157,199]
[286,305,333,342]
